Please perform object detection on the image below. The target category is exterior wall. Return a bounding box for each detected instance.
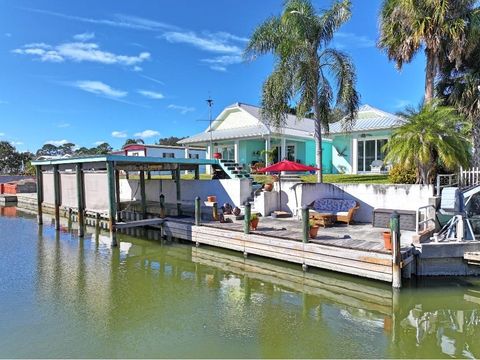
[256,182,434,222]
[243,139,265,166]
[120,179,252,207]
[214,109,260,130]
[304,139,332,174]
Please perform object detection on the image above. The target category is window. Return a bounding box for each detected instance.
[163,152,175,158]
[287,144,295,161]
[189,153,199,159]
[357,138,388,172]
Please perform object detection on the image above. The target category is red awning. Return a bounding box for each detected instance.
[258,160,319,173]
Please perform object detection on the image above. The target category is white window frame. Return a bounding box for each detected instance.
[357,137,388,173]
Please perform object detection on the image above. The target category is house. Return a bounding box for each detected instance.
[179,102,404,174]
[117,144,207,173]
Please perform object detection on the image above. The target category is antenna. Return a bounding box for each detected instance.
[206,96,214,159]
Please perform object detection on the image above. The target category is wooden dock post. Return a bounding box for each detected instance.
[139,170,147,218]
[212,202,219,221]
[159,194,165,218]
[302,206,309,243]
[67,208,72,231]
[53,164,61,230]
[35,165,43,225]
[95,212,101,234]
[175,167,182,216]
[244,202,251,235]
[194,166,200,180]
[107,161,118,246]
[195,196,201,226]
[390,211,402,288]
[76,163,85,237]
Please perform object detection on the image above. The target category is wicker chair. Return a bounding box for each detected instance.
[308,198,360,225]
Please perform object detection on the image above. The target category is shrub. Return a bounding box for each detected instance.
[388,164,417,184]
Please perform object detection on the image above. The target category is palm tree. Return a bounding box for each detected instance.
[384,101,471,184]
[245,0,359,182]
[438,27,480,166]
[378,0,478,103]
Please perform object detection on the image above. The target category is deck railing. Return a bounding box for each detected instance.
[459,167,480,187]
[416,204,436,235]
[435,173,459,196]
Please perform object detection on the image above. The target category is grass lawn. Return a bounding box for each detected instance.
[125,173,390,184]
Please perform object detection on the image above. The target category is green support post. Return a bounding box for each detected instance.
[175,167,182,216]
[159,194,165,218]
[76,163,85,237]
[53,164,61,230]
[195,196,201,226]
[35,165,43,225]
[302,205,309,243]
[115,169,121,215]
[106,161,117,247]
[244,202,251,235]
[194,166,200,180]
[390,211,402,289]
[139,170,147,218]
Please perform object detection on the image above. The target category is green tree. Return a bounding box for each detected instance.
[384,102,471,184]
[378,0,478,103]
[438,26,480,166]
[93,142,113,154]
[36,144,60,157]
[0,141,32,174]
[157,136,186,146]
[123,138,144,147]
[245,0,359,182]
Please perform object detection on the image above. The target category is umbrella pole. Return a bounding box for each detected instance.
[279,174,282,211]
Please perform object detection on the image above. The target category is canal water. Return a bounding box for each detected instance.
[1,209,479,358]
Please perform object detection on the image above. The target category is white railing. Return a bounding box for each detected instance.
[416,204,436,234]
[436,173,458,196]
[459,167,480,187]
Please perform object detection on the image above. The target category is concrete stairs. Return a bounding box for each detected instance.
[215,159,251,179]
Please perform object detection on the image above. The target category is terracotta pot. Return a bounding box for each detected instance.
[264,183,273,192]
[383,231,392,251]
[213,152,222,159]
[250,218,259,230]
[233,207,241,216]
[207,195,216,203]
[309,225,320,239]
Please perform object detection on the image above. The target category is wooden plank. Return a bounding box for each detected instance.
[116,218,165,229]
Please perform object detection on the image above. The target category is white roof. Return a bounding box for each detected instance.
[179,103,402,145]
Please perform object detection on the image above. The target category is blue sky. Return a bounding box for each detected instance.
[0,0,426,152]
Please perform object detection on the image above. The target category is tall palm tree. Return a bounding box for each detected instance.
[438,25,480,166]
[245,0,359,182]
[384,101,471,184]
[378,0,478,103]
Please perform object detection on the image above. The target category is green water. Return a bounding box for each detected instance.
[1,210,479,359]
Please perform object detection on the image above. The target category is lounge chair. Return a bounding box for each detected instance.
[370,160,384,173]
[308,198,359,225]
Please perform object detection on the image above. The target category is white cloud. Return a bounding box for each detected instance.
[45,139,69,146]
[74,80,127,98]
[137,90,164,99]
[5,33,12,37]
[163,31,242,54]
[333,32,375,49]
[93,141,106,146]
[201,55,242,71]
[12,41,150,67]
[168,104,195,115]
[10,141,23,146]
[112,130,127,138]
[140,74,164,85]
[133,65,142,72]
[0,132,5,136]
[73,32,95,41]
[134,129,160,138]
[22,8,177,31]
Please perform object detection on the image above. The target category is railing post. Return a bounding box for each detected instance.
[436,175,441,196]
[302,205,309,243]
[159,194,165,218]
[390,211,402,288]
[244,202,251,235]
[195,196,201,226]
[212,202,219,221]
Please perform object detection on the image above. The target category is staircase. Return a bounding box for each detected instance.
[214,159,251,179]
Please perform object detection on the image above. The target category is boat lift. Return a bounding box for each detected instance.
[436,185,480,241]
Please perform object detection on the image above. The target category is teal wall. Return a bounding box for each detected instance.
[331,135,351,174]
[239,139,264,166]
[305,139,332,174]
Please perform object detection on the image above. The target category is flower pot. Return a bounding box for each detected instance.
[233,207,241,216]
[264,183,273,192]
[207,195,216,203]
[309,225,320,239]
[213,152,222,159]
[383,231,392,251]
[250,218,259,230]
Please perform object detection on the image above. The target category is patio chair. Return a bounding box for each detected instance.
[370,160,384,173]
[308,198,360,225]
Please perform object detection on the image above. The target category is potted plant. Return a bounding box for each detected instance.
[264,183,273,192]
[383,231,392,251]
[250,214,259,230]
[309,219,320,239]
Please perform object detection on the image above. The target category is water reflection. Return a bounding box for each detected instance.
[1,210,479,358]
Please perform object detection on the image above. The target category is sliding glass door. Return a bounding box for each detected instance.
[357,138,388,172]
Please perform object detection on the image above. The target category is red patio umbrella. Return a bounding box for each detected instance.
[258,160,320,213]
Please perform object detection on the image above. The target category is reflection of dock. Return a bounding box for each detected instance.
[192,246,393,316]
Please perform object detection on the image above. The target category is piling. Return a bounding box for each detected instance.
[76,163,85,237]
[139,171,147,218]
[302,206,309,243]
[35,165,43,225]
[390,211,402,288]
[106,161,117,246]
[159,194,165,218]
[212,202,219,221]
[244,202,251,235]
[53,164,61,230]
[195,196,201,226]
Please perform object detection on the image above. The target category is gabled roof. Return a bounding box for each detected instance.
[328,104,404,134]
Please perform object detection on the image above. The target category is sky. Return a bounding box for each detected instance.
[0,0,426,153]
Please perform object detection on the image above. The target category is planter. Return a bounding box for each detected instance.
[309,225,320,239]
[383,231,392,251]
[250,218,259,231]
[264,183,273,192]
[207,195,217,203]
[213,152,222,159]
